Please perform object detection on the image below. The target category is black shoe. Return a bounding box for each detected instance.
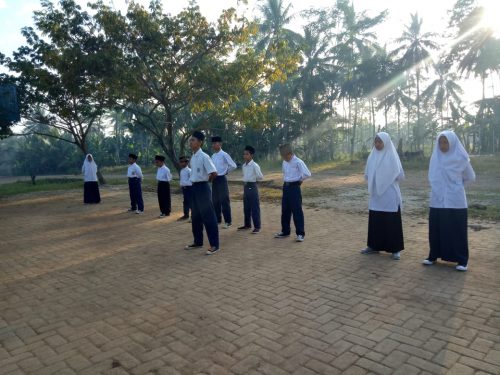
[274,232,290,238]
[238,226,251,230]
[178,215,189,221]
[252,228,260,234]
[184,244,203,250]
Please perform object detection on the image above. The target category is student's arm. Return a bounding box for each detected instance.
[204,155,218,181]
[136,165,143,179]
[167,168,172,181]
[299,160,312,181]
[225,153,237,173]
[254,163,264,181]
[463,162,476,184]
[208,172,217,182]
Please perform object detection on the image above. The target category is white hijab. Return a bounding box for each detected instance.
[82,154,98,181]
[428,130,469,190]
[365,132,403,196]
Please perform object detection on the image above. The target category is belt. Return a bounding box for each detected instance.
[192,181,209,185]
[244,182,257,186]
[128,177,140,180]
[283,181,301,186]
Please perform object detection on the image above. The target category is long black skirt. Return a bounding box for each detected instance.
[83,181,101,204]
[367,208,404,253]
[428,208,468,265]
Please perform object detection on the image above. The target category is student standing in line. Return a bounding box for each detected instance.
[82,154,101,204]
[154,155,172,218]
[127,153,144,214]
[178,155,192,221]
[211,136,237,229]
[360,132,405,260]
[274,144,311,242]
[237,145,264,234]
[185,131,220,255]
[423,130,475,271]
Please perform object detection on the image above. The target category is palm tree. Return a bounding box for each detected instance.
[392,13,439,149]
[377,86,413,141]
[422,62,464,128]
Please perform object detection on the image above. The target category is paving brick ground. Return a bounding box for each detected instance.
[0,185,499,374]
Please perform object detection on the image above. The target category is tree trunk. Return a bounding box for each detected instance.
[350,99,358,162]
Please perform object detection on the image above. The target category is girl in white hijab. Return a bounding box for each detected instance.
[423,130,475,271]
[361,132,405,260]
[82,154,101,204]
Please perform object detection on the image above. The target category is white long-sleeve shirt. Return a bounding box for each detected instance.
[156,165,172,182]
[190,149,217,183]
[127,163,143,179]
[282,155,311,182]
[242,160,264,182]
[430,162,475,209]
[365,170,404,212]
[82,164,98,182]
[180,167,192,187]
[211,149,237,176]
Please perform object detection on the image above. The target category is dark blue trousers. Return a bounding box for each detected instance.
[243,183,261,229]
[182,186,192,217]
[157,181,171,215]
[212,175,232,224]
[191,182,219,248]
[281,182,305,236]
[128,177,144,211]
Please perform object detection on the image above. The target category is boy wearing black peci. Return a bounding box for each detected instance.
[238,145,264,233]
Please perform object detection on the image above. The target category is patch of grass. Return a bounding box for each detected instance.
[0,178,83,197]
[311,159,364,174]
[470,154,500,174]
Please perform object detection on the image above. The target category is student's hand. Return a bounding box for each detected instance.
[208,172,217,182]
[299,180,303,186]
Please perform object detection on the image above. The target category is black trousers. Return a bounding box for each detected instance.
[212,175,232,224]
[191,182,219,248]
[243,182,261,229]
[128,177,144,211]
[157,181,171,215]
[83,181,100,204]
[182,186,192,217]
[428,208,469,265]
[281,182,305,236]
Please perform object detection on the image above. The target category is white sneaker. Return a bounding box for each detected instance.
[360,247,378,254]
[135,210,143,214]
[295,235,304,242]
[223,223,232,229]
[159,213,166,218]
[422,259,434,265]
[456,264,468,272]
[391,252,401,260]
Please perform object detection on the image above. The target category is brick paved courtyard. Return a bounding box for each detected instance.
[1,187,499,374]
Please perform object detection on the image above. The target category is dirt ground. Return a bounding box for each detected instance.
[0,170,499,374]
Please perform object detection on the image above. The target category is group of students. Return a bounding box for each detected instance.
[81,129,475,270]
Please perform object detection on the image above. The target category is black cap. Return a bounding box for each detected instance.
[244,145,255,155]
[179,155,189,162]
[211,136,222,142]
[128,153,138,160]
[191,131,205,141]
[155,155,165,161]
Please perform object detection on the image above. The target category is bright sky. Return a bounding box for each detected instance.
[1,0,499,105]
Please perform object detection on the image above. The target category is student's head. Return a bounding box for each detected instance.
[438,135,450,153]
[374,136,384,151]
[128,153,138,164]
[179,156,189,167]
[87,154,93,162]
[211,136,222,152]
[243,145,255,162]
[154,155,165,167]
[190,131,205,151]
[279,144,293,161]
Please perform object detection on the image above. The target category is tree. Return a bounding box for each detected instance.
[392,13,439,149]
[94,1,297,171]
[1,0,118,183]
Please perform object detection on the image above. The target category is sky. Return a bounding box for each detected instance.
[1,0,498,105]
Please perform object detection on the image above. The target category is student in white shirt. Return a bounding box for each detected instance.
[211,136,237,228]
[274,144,311,242]
[185,131,220,255]
[361,132,405,260]
[423,130,476,271]
[178,155,192,221]
[82,154,101,204]
[237,145,264,233]
[154,155,172,217]
[127,153,144,214]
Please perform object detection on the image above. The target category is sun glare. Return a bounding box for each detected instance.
[479,0,500,38]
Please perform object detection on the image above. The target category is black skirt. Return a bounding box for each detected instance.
[428,208,468,265]
[83,181,101,204]
[367,208,404,253]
